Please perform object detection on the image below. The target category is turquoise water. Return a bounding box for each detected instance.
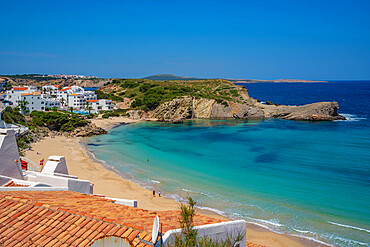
[86,82,370,246]
[73,110,89,115]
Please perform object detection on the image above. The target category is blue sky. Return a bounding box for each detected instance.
[0,0,369,79]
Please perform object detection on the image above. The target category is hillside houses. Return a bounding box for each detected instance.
[4,85,111,114]
[87,99,114,111]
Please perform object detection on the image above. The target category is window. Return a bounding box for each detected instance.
[41,101,44,104]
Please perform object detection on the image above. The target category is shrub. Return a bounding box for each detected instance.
[120,80,139,89]
[30,111,87,132]
[1,107,25,125]
[130,99,143,108]
[101,110,121,119]
[169,197,245,247]
[139,83,152,93]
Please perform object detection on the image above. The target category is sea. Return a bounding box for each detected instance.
[85,81,370,247]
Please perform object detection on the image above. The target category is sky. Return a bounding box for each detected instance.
[0,0,369,80]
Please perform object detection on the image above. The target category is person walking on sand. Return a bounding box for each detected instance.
[158,191,161,197]
[153,190,155,197]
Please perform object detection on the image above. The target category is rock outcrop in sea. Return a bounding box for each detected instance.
[150,96,345,121]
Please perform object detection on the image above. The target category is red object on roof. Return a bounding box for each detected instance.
[20,158,28,170]
[52,85,61,88]
[60,86,71,92]
[12,87,28,91]
[3,181,29,187]
[86,99,99,103]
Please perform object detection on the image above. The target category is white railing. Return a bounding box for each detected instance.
[20,156,42,172]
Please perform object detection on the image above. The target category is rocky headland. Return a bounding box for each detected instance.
[150,97,345,122]
[98,78,346,122]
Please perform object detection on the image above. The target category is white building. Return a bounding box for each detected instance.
[57,86,97,109]
[86,99,114,112]
[42,85,60,96]
[5,86,37,107]
[68,94,85,109]
[82,91,97,101]
[20,92,45,113]
[44,97,61,109]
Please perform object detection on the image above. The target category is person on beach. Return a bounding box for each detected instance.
[153,190,155,197]
[158,191,161,197]
[147,158,149,163]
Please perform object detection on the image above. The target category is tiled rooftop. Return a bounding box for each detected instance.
[21,92,42,96]
[0,191,223,246]
[12,87,28,91]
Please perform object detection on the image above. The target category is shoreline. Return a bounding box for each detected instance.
[25,116,331,247]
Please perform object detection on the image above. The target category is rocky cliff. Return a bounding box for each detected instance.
[150,96,345,121]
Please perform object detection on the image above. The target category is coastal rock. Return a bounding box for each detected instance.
[259,102,346,121]
[152,97,194,120]
[172,118,184,124]
[265,101,281,106]
[151,97,345,122]
[127,110,149,120]
[151,97,265,120]
[70,123,107,137]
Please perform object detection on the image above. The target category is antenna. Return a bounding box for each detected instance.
[152,215,159,244]
[137,215,163,246]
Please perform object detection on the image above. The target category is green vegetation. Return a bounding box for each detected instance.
[101,109,129,119]
[142,74,204,81]
[2,107,89,154]
[170,197,244,247]
[3,107,88,132]
[2,107,88,132]
[100,78,247,111]
[30,111,87,132]
[16,133,36,156]
[173,196,197,246]
[1,107,26,126]
[95,89,124,102]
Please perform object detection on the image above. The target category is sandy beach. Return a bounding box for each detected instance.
[25,116,327,247]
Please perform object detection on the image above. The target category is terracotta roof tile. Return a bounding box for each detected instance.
[0,191,226,247]
[80,238,92,247]
[87,230,100,240]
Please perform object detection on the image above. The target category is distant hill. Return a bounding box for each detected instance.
[142,74,206,81]
[143,74,327,83]
[229,79,327,83]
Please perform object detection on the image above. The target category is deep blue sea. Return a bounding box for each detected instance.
[86,81,370,247]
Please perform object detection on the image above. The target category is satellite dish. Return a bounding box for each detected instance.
[152,215,159,244]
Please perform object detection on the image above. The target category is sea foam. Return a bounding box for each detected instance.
[327,221,370,233]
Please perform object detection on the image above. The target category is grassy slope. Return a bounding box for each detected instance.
[97,79,249,111]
